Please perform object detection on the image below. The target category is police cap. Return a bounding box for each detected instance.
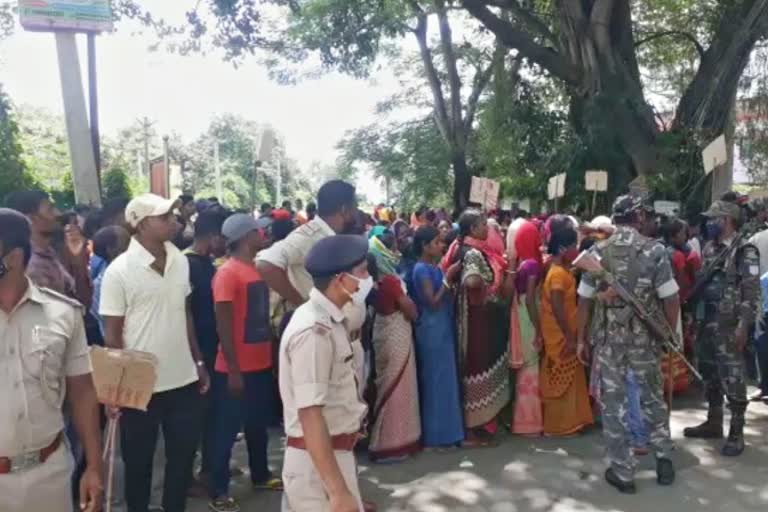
[305,235,369,278]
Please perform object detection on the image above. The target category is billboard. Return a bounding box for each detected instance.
[19,1,114,32]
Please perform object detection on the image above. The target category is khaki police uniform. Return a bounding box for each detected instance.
[279,288,368,512]
[0,280,92,512]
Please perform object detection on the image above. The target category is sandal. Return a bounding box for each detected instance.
[209,496,240,512]
[253,476,284,491]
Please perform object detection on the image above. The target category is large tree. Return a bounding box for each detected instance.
[460,0,768,197]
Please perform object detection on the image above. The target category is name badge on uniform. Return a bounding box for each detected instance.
[750,265,760,276]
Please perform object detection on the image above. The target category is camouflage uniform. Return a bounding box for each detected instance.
[685,201,760,455]
[579,224,678,483]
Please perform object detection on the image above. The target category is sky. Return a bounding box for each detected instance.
[0,1,392,201]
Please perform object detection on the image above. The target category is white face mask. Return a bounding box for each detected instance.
[342,273,374,305]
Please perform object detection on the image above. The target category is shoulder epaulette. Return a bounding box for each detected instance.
[38,287,84,309]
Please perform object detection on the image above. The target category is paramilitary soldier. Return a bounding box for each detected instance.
[577,194,679,494]
[683,200,760,456]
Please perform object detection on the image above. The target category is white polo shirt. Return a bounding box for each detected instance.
[99,238,197,393]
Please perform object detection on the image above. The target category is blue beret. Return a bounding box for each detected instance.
[305,235,369,278]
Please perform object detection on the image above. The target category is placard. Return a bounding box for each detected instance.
[484,179,500,210]
[470,176,486,205]
[585,170,608,192]
[19,0,114,32]
[90,347,158,411]
[654,201,681,216]
[702,135,727,175]
[469,176,500,210]
[548,173,566,199]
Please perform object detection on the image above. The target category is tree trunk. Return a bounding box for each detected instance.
[453,151,470,212]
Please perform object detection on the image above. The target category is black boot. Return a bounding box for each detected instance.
[721,406,746,457]
[656,458,675,486]
[605,468,636,494]
[683,390,724,439]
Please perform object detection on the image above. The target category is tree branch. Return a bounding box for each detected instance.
[462,0,580,85]
[634,31,706,60]
[412,13,452,145]
[480,0,556,44]
[464,45,505,134]
[435,0,464,143]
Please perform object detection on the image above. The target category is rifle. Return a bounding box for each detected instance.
[574,251,703,382]
[686,231,745,306]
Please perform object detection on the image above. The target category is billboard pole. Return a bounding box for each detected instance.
[55,32,101,206]
[87,32,101,184]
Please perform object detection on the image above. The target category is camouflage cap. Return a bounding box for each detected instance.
[612,193,650,217]
[702,200,741,220]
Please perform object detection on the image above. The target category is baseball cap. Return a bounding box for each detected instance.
[222,213,261,243]
[125,194,180,228]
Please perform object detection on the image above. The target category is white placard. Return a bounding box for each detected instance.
[469,176,499,210]
[470,176,485,205]
[558,173,567,198]
[654,201,681,216]
[702,135,727,175]
[549,173,566,199]
[585,170,608,192]
[484,179,500,210]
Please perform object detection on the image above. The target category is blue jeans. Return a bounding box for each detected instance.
[209,370,275,498]
[757,314,768,394]
[625,369,649,448]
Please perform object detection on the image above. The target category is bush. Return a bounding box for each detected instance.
[103,167,133,201]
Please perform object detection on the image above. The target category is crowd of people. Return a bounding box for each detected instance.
[1,179,767,511]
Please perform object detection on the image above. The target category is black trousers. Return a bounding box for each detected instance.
[120,382,202,512]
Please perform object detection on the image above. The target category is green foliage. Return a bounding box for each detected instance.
[103,167,134,200]
[15,105,72,192]
[337,116,453,210]
[50,171,75,210]
[0,86,37,201]
[472,71,579,209]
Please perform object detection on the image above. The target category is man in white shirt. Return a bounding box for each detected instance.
[100,194,210,512]
[257,180,359,307]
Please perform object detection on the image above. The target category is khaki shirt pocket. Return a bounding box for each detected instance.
[26,326,67,408]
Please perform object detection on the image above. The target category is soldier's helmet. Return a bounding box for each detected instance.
[612,193,648,218]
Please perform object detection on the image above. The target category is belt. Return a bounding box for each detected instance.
[0,432,63,475]
[286,432,359,452]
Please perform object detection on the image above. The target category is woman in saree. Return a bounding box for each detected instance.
[411,227,465,448]
[539,227,593,436]
[367,233,422,462]
[509,219,544,436]
[442,210,513,442]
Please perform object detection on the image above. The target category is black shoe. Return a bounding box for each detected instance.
[656,458,675,486]
[721,430,745,457]
[683,419,723,439]
[605,468,637,494]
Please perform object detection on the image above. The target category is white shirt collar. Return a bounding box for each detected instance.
[127,237,180,271]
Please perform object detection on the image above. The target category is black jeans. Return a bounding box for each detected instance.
[120,382,202,512]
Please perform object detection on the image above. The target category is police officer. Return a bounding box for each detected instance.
[279,235,372,512]
[577,195,679,494]
[683,200,760,456]
[0,209,103,512]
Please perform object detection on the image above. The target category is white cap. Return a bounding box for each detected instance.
[586,215,614,233]
[125,194,180,228]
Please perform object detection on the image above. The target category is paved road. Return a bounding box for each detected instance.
[178,396,768,512]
